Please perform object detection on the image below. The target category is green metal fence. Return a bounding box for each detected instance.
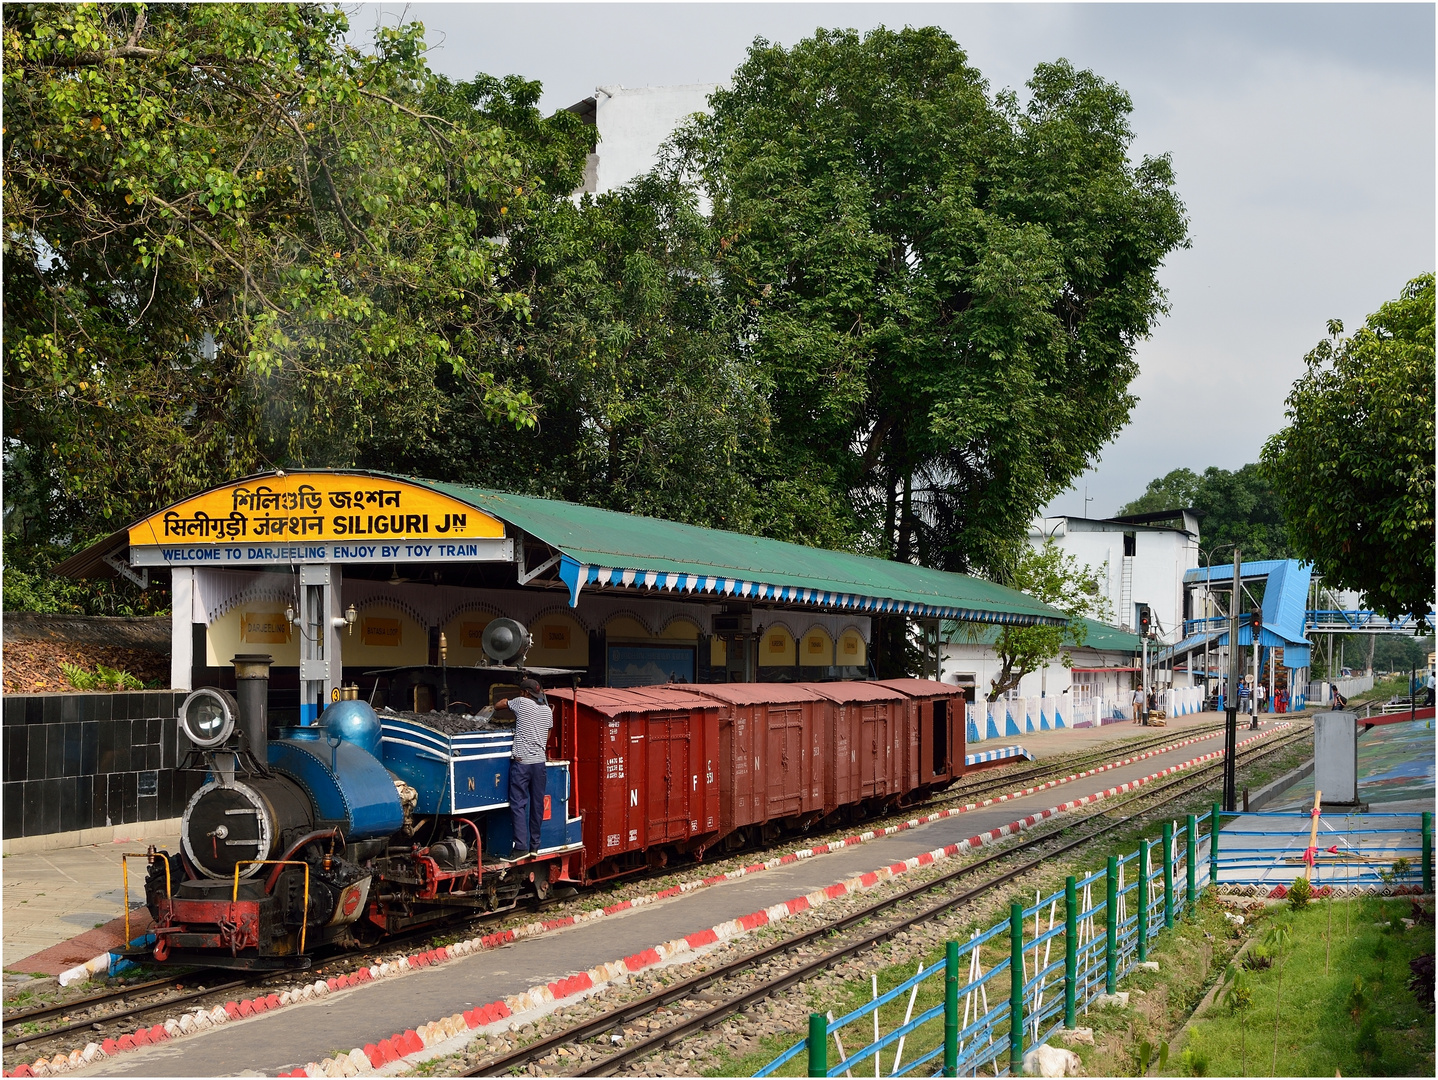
[756,813,1212,1077]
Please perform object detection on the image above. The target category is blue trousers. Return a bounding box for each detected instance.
[508,760,547,852]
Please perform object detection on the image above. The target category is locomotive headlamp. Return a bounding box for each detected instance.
[179,687,239,749]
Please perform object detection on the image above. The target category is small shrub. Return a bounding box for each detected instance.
[1408,953,1435,1013]
[60,661,99,690]
[1346,975,1368,1019]
[1355,1015,1382,1061]
[1287,876,1313,911]
[59,661,142,691]
[1243,943,1272,970]
[1179,1044,1209,1076]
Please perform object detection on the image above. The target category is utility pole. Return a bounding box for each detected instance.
[1223,549,1241,813]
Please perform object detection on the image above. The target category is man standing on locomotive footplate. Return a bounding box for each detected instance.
[498,678,552,858]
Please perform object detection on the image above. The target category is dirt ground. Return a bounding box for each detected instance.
[0,639,168,693]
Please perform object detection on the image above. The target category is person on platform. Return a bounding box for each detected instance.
[1132,685,1145,722]
[1238,679,1251,713]
[496,678,553,858]
[1257,682,1267,713]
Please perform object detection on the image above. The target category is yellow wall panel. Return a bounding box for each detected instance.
[759,625,796,667]
[838,628,867,666]
[604,615,652,641]
[207,607,301,667]
[526,614,589,667]
[342,605,428,667]
[443,612,496,660]
[799,627,834,667]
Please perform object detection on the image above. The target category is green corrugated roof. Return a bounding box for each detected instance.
[407,476,1065,626]
[942,616,1141,652]
[1076,619,1143,654]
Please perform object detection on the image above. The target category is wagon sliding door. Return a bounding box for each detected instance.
[765,708,804,817]
[646,712,692,845]
[860,705,889,798]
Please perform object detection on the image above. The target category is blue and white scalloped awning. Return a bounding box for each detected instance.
[557,557,1040,624]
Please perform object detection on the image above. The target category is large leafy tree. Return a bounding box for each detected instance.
[402,171,779,537]
[1118,464,1296,562]
[1262,274,1435,628]
[2,4,588,609]
[672,27,1189,573]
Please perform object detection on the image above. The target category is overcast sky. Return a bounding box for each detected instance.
[360,2,1434,519]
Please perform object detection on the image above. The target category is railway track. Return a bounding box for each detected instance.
[462,726,1309,1078]
[0,720,1296,1066]
[944,720,1228,796]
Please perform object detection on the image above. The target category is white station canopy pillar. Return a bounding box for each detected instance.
[297,563,342,725]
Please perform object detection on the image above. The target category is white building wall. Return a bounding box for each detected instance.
[1030,518,1198,643]
[588,84,720,194]
[940,641,1140,735]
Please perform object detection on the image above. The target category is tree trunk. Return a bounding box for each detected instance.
[896,468,913,563]
[882,467,899,561]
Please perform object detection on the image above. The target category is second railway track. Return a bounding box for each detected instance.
[461,724,1309,1078]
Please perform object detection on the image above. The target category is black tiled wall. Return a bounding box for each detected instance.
[2,692,205,840]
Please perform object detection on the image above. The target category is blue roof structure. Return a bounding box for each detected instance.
[1160,560,1313,669]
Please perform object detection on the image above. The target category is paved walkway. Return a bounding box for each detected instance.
[3,829,175,977]
[66,726,1257,1077]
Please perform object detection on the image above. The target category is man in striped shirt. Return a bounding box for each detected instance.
[496,678,552,858]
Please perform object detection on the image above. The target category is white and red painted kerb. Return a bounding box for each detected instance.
[3,724,1290,1078]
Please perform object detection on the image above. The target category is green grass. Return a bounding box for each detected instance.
[1165,896,1435,1077]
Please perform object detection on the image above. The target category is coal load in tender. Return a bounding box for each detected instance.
[377,705,512,735]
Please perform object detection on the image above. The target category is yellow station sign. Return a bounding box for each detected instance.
[128,473,511,566]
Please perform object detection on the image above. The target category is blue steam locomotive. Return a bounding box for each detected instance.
[134,652,582,970]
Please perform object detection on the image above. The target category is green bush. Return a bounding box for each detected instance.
[60,662,143,691]
[1288,876,1313,911]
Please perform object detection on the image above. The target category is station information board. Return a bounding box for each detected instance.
[127,473,513,566]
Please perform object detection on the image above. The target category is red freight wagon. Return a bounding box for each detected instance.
[686,683,828,845]
[809,682,908,813]
[872,679,966,793]
[549,687,720,880]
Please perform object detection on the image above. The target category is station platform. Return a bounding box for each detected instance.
[1269,714,1435,813]
[2,827,174,982]
[23,723,1283,1077]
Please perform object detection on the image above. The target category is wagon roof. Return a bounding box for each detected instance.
[548,686,720,717]
[805,682,906,704]
[869,678,960,698]
[683,683,831,705]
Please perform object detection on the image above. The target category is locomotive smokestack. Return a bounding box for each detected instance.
[232,654,273,762]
